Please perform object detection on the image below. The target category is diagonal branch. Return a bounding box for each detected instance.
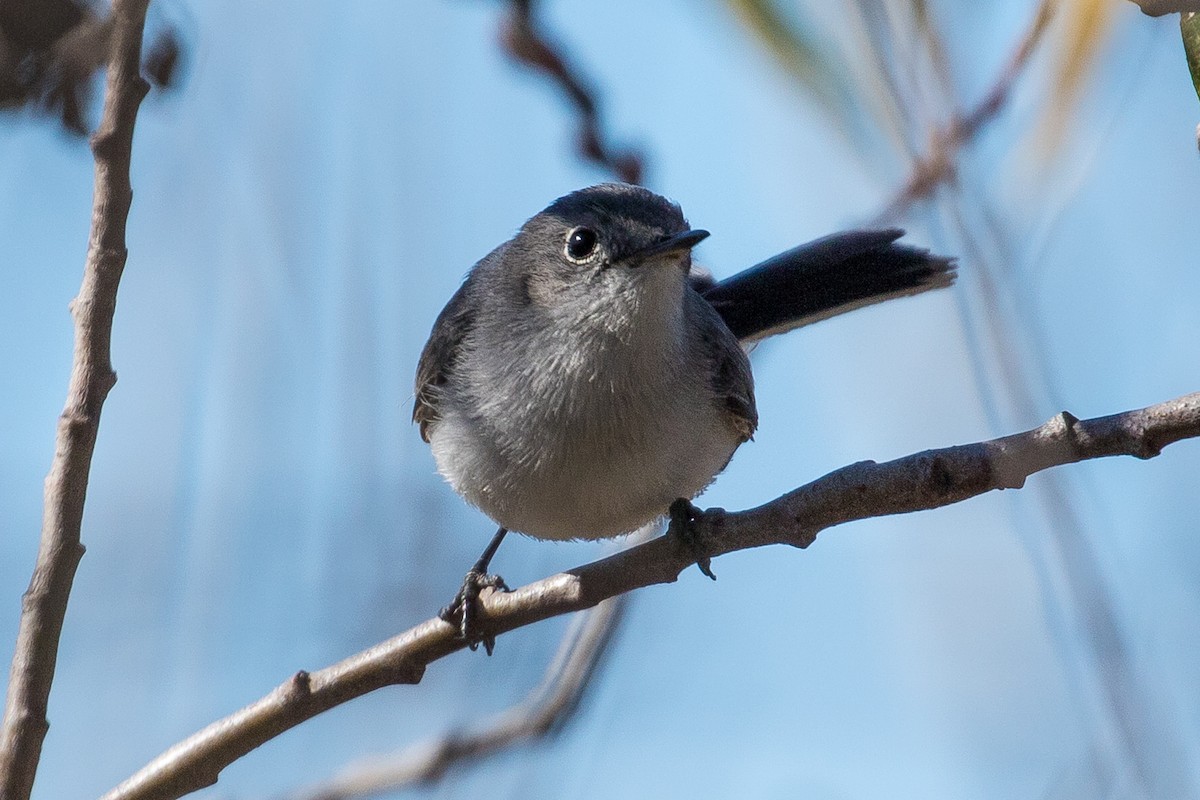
[0,2,153,799]
[873,0,1055,224]
[499,0,644,184]
[287,596,626,800]
[100,392,1200,800]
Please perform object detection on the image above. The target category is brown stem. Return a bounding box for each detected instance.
[500,0,644,184]
[288,597,626,800]
[0,2,152,799]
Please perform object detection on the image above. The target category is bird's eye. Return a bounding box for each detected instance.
[565,227,599,262]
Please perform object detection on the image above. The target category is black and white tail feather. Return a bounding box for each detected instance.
[692,228,956,343]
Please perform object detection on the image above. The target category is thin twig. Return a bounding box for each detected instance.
[100,392,1200,800]
[499,0,643,184]
[873,0,1055,224]
[286,527,650,800]
[0,2,152,799]
[287,596,627,800]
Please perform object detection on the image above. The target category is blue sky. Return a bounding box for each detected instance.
[1,1,1198,798]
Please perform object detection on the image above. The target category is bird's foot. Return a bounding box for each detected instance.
[668,497,716,580]
[439,569,511,655]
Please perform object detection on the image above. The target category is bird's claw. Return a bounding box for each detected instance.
[439,570,511,655]
[668,497,716,580]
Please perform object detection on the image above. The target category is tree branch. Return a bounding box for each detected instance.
[99,392,1200,800]
[288,596,626,800]
[0,2,152,799]
[499,0,644,184]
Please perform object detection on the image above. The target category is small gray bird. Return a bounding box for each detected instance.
[415,183,954,649]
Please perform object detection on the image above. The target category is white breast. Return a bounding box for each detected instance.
[428,282,743,540]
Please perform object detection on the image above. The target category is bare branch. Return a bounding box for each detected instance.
[499,0,644,184]
[0,2,152,799]
[289,597,626,800]
[100,392,1200,800]
[873,0,1055,224]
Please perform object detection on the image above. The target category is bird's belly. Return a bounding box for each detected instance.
[429,390,741,540]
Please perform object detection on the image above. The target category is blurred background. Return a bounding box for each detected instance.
[2,0,1199,798]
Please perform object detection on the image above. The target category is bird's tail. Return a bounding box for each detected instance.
[696,229,956,342]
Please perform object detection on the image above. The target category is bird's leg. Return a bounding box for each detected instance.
[439,527,511,655]
[668,498,716,580]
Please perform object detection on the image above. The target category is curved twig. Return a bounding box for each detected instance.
[100,392,1200,800]
[873,0,1055,224]
[499,0,644,184]
[288,596,626,800]
[0,3,152,799]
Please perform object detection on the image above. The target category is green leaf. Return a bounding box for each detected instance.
[1183,13,1200,105]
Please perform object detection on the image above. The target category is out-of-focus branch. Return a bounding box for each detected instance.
[0,2,153,799]
[0,0,180,134]
[873,0,1055,224]
[288,597,626,800]
[500,0,643,184]
[101,392,1200,800]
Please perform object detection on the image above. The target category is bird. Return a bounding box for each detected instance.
[414,183,954,650]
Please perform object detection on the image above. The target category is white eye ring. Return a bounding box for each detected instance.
[564,227,599,263]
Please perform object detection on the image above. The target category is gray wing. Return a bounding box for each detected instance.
[413,278,475,443]
[688,290,757,443]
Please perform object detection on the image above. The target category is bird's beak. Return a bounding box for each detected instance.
[628,229,710,264]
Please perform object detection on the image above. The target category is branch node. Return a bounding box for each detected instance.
[92,245,130,270]
[386,660,425,686]
[132,75,151,102]
[927,455,956,492]
[288,671,312,699]
[90,129,122,161]
[1133,431,1164,460]
[1056,410,1080,436]
[789,526,819,549]
[58,409,94,432]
